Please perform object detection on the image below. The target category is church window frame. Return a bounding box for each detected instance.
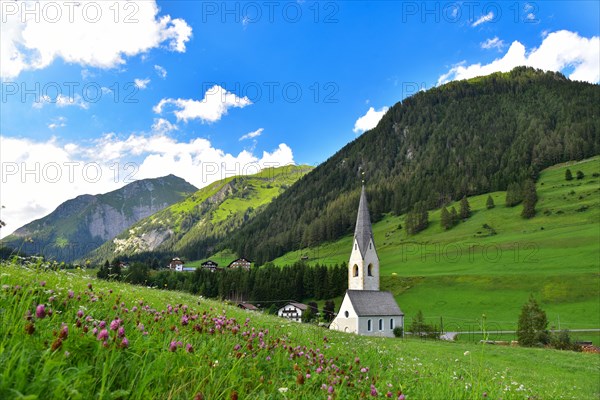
[367,319,372,332]
[390,318,394,330]
[367,264,373,277]
[344,311,349,318]
[353,264,359,277]
[378,318,383,331]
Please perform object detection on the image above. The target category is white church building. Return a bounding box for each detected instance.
[330,186,404,337]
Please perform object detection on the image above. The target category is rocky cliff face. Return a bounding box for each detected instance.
[86,203,171,241]
[2,175,197,262]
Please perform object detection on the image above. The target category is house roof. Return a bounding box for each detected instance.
[201,260,218,266]
[346,290,404,316]
[354,186,375,257]
[285,302,308,310]
[238,303,258,310]
[228,258,252,267]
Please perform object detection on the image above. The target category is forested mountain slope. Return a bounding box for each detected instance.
[224,67,600,264]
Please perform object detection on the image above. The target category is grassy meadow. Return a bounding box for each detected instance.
[271,157,600,332]
[1,262,599,399]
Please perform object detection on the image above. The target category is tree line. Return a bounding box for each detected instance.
[97,260,348,309]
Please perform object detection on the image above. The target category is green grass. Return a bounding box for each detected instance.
[1,261,599,399]
[456,331,600,346]
[271,157,600,330]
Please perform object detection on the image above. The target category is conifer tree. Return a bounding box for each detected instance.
[565,169,573,181]
[505,182,523,207]
[576,170,584,180]
[517,296,549,347]
[521,179,537,219]
[450,207,459,226]
[459,196,471,219]
[486,195,495,209]
[440,207,452,230]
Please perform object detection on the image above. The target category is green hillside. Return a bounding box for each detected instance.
[223,68,600,265]
[2,262,599,399]
[86,165,312,263]
[270,157,600,331]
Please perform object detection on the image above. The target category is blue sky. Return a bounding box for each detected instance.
[0,0,599,235]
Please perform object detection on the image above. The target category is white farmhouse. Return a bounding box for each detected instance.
[330,186,404,337]
[277,302,309,322]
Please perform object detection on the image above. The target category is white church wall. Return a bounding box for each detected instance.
[330,295,359,333]
[356,316,403,338]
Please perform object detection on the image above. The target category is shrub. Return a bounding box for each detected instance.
[550,330,581,351]
[393,327,404,338]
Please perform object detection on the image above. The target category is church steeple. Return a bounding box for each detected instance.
[354,185,374,257]
[348,185,379,290]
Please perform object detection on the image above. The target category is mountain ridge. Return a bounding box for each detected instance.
[84,165,313,263]
[2,175,198,262]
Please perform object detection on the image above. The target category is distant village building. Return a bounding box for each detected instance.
[330,186,404,337]
[237,303,258,311]
[169,257,195,272]
[277,302,308,322]
[228,258,252,270]
[201,260,220,272]
[168,257,184,271]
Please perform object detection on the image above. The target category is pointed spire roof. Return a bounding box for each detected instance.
[354,186,374,257]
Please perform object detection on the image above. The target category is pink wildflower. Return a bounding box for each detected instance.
[97,329,108,341]
[35,304,46,319]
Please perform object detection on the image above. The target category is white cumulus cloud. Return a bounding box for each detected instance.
[438,30,600,85]
[154,64,167,79]
[472,12,495,27]
[154,85,252,123]
[33,94,89,109]
[151,118,177,134]
[47,116,67,129]
[353,107,389,134]
[481,37,505,51]
[0,133,295,238]
[134,78,151,90]
[0,0,192,79]
[239,128,264,141]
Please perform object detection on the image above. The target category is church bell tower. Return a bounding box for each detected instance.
[348,186,379,290]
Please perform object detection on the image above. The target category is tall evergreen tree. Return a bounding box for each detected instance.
[450,207,459,226]
[323,300,335,322]
[459,196,471,219]
[517,296,549,347]
[521,179,538,219]
[406,201,429,235]
[576,170,585,180]
[505,182,523,207]
[440,207,452,230]
[486,195,495,209]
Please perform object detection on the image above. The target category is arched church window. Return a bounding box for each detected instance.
[344,311,349,318]
[353,265,359,277]
[367,264,373,277]
[378,319,383,331]
[367,319,372,331]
